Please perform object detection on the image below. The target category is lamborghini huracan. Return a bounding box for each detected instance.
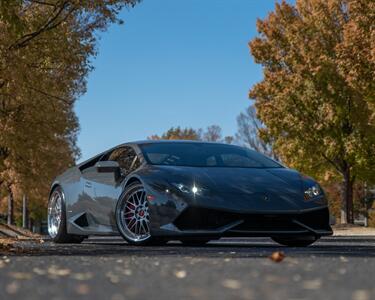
[47,141,332,246]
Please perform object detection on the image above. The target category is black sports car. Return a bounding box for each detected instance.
[48,141,332,246]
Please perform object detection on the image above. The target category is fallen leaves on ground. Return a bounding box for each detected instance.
[32,267,94,281]
[340,256,349,263]
[302,279,322,290]
[106,271,120,284]
[352,289,371,300]
[0,224,42,239]
[269,251,286,263]
[8,272,33,280]
[222,279,242,289]
[174,270,187,279]
[47,265,71,277]
[0,238,16,252]
[0,237,45,255]
[0,224,44,254]
[5,282,20,294]
[71,272,93,281]
[32,267,47,275]
[75,284,90,295]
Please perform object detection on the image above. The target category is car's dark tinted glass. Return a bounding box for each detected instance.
[140,143,281,168]
[104,146,141,173]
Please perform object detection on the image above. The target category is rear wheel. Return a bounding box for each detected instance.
[272,236,318,247]
[48,187,85,244]
[116,183,154,246]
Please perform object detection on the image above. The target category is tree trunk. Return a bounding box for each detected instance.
[341,168,354,224]
[7,184,14,225]
[0,180,3,206]
[22,195,29,229]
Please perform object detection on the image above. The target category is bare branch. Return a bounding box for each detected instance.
[9,1,75,50]
[28,0,58,7]
[25,85,73,105]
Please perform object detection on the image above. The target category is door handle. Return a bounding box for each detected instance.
[85,181,92,188]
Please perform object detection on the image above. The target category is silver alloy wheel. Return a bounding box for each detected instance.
[118,187,151,242]
[48,190,63,238]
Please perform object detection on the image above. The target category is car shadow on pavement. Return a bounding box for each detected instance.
[8,236,375,258]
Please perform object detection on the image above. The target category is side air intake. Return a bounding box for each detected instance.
[74,213,89,228]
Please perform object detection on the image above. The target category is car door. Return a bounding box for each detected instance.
[80,162,118,229]
[92,146,141,228]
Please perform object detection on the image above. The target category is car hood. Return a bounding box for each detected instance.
[150,165,304,197]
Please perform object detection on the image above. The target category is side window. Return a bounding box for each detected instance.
[106,146,141,173]
[79,155,102,172]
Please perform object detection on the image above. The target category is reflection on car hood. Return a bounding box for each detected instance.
[151,165,303,196]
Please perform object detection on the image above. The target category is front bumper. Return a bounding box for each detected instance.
[145,181,332,239]
[151,206,333,238]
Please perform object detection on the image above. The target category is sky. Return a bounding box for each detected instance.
[74,0,282,162]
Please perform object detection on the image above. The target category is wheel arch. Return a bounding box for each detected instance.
[49,182,62,198]
[124,176,143,188]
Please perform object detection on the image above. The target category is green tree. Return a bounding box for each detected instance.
[249,0,375,224]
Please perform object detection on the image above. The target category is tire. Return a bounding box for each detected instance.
[272,236,318,247]
[116,183,154,246]
[48,187,85,244]
[180,238,211,246]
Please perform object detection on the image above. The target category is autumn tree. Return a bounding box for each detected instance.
[223,136,234,144]
[201,125,234,143]
[249,0,375,224]
[0,0,139,223]
[203,125,222,142]
[148,127,202,141]
[149,125,234,144]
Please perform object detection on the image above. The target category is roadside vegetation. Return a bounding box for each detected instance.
[0,0,139,228]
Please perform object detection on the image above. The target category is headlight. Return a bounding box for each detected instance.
[304,183,322,200]
[172,183,204,195]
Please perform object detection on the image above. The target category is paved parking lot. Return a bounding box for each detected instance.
[0,236,374,300]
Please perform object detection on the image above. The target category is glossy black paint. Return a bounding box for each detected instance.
[50,140,333,240]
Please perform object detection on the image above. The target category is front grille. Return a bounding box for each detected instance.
[173,207,238,230]
[233,214,300,231]
[293,207,330,230]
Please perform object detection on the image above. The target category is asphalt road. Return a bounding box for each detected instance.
[0,236,374,300]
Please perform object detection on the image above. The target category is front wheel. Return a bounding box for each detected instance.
[116,183,154,246]
[47,187,85,244]
[272,236,318,247]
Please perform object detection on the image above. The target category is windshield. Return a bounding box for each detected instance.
[140,142,282,168]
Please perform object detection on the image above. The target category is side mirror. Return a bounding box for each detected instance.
[95,161,121,179]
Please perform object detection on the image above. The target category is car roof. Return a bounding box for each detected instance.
[125,140,231,146]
